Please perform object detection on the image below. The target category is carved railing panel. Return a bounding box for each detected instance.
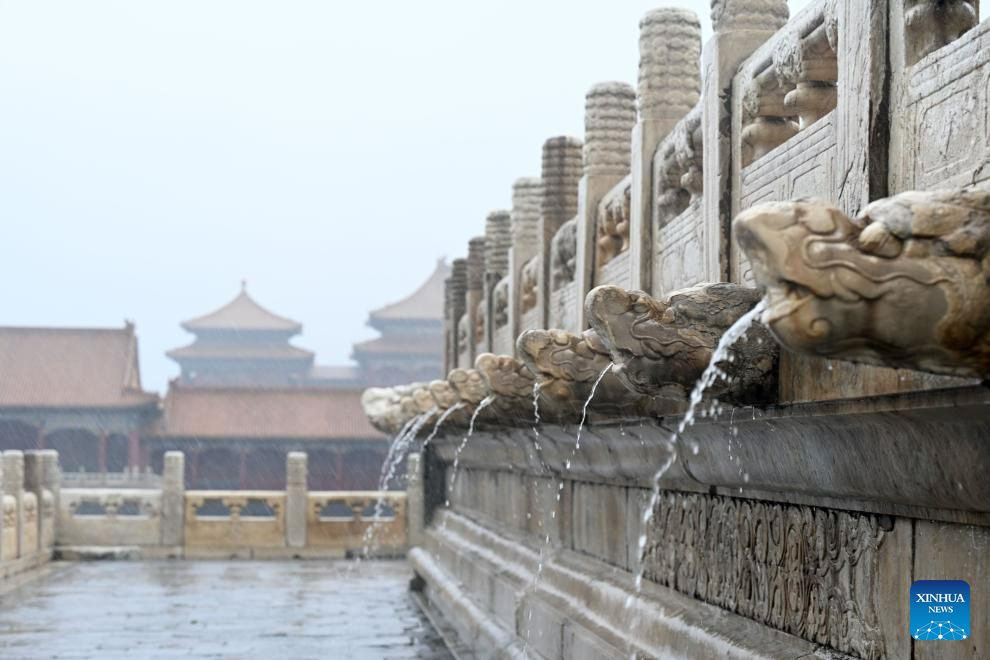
[894,17,990,192]
[642,491,890,659]
[59,488,162,547]
[184,491,286,548]
[307,492,407,551]
[594,178,633,287]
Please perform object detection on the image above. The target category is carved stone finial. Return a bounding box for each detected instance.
[448,258,468,324]
[586,283,778,403]
[517,328,654,423]
[484,211,512,282]
[511,177,543,254]
[542,137,583,236]
[584,82,636,177]
[710,0,789,33]
[467,237,487,293]
[638,9,701,124]
[733,189,990,379]
[904,0,977,66]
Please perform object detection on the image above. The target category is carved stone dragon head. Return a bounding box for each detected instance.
[585,283,778,403]
[733,190,990,378]
[517,328,653,422]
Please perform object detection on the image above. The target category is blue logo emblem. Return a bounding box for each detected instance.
[911,580,970,641]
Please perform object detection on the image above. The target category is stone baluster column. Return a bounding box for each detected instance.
[466,236,487,363]
[2,451,24,558]
[405,453,424,548]
[286,452,307,549]
[538,136,583,328]
[575,81,636,327]
[901,0,977,67]
[483,210,512,349]
[508,177,543,343]
[445,259,468,373]
[40,450,59,550]
[707,0,788,282]
[629,9,702,292]
[161,451,185,548]
[23,452,44,557]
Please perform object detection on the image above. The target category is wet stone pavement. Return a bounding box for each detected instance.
[0,560,453,659]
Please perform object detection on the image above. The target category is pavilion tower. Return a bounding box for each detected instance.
[167,283,314,387]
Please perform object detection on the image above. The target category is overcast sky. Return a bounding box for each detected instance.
[0,0,810,392]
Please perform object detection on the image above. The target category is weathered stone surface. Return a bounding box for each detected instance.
[585,283,778,403]
[516,328,653,423]
[734,189,990,379]
[903,0,977,66]
[474,353,535,425]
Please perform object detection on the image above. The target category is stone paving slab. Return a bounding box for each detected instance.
[0,560,453,660]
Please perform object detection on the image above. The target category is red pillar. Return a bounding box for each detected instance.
[335,448,345,490]
[190,449,200,489]
[238,448,247,490]
[127,431,141,472]
[97,431,108,473]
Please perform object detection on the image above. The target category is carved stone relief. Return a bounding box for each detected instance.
[733,189,990,379]
[551,217,578,291]
[904,0,978,66]
[643,491,889,659]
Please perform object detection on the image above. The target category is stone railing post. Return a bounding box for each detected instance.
[575,81,636,327]
[39,450,59,550]
[3,451,25,558]
[630,9,702,292]
[445,258,468,372]
[406,453,424,548]
[161,451,185,548]
[538,136,583,328]
[484,210,512,351]
[466,236,487,362]
[706,0,788,282]
[286,452,307,549]
[508,177,543,341]
[23,452,44,556]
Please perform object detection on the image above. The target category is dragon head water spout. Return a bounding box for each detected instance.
[733,190,990,378]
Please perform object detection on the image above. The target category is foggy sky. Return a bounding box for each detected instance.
[0,0,809,391]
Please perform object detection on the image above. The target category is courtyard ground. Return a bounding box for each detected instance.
[0,560,452,659]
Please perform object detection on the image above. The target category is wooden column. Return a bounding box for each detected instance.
[97,431,108,473]
[127,431,140,473]
[238,448,247,489]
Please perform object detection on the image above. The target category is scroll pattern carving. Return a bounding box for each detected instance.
[643,491,889,659]
[595,179,631,284]
[551,217,578,291]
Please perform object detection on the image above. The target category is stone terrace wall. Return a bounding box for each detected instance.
[408,1,990,658]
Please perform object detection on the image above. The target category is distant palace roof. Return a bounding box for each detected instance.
[352,334,441,356]
[368,259,449,323]
[181,285,302,333]
[152,384,383,439]
[166,343,314,362]
[0,325,158,409]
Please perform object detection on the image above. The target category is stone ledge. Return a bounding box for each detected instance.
[430,385,990,525]
[413,511,848,660]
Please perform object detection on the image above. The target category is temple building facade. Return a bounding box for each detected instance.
[0,324,159,476]
[0,261,445,489]
[167,284,315,387]
[352,258,448,386]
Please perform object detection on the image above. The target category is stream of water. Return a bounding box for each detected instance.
[361,408,435,558]
[629,299,767,600]
[443,395,496,510]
